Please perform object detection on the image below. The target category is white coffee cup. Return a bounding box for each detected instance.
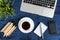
[18,17,34,33]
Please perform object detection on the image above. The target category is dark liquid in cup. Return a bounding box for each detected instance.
[22,22,30,30]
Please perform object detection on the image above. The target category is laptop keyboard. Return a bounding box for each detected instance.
[24,0,56,9]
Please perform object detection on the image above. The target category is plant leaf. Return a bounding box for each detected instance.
[0,0,15,19]
[4,0,8,3]
[0,0,2,2]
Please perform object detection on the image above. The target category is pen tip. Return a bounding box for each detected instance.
[3,34,5,37]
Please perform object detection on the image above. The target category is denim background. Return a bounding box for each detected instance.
[0,0,60,40]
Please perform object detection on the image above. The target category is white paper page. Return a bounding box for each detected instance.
[34,22,48,37]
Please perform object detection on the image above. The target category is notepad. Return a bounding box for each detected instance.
[34,22,47,37]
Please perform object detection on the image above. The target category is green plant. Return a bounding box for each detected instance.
[0,0,15,19]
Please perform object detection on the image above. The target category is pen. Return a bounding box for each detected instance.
[40,23,44,39]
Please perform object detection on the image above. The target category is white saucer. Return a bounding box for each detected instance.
[18,17,34,33]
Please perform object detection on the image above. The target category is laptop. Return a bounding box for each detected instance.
[20,0,57,18]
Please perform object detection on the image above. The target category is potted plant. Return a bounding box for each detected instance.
[0,0,15,19]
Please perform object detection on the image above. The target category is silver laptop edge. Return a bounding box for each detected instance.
[20,0,57,18]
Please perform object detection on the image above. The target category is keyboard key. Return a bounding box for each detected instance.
[24,0,55,9]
